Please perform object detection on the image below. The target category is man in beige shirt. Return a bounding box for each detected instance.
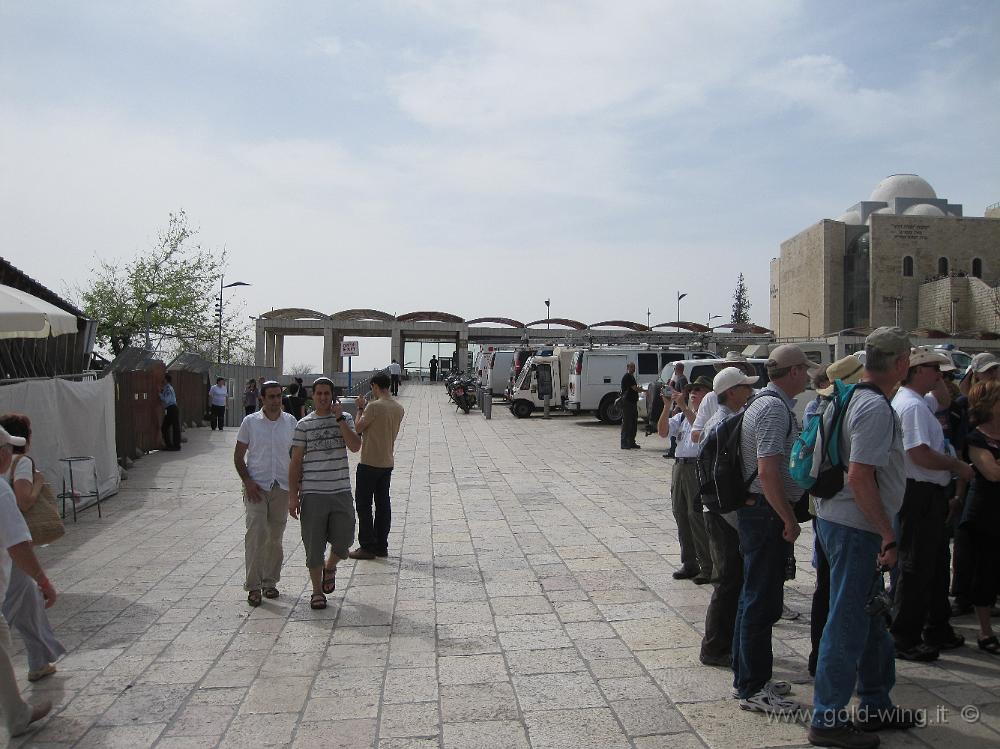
[349,372,405,560]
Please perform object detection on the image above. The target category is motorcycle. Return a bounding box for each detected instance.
[447,372,479,413]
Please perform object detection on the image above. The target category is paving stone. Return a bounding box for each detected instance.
[438,653,509,684]
[523,708,630,749]
[442,720,530,749]
[513,672,606,710]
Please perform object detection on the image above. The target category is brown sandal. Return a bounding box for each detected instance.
[321,567,336,594]
[310,592,327,609]
[247,589,262,607]
[263,587,279,599]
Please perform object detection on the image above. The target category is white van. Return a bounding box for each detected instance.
[485,350,515,397]
[566,347,714,423]
[508,354,565,418]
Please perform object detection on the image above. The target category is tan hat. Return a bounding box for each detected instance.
[766,344,818,373]
[909,347,955,371]
[0,426,26,448]
[723,351,748,362]
[713,366,759,395]
[817,355,865,396]
[969,352,1000,374]
[865,326,911,358]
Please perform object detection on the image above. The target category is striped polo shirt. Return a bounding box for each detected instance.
[292,411,355,496]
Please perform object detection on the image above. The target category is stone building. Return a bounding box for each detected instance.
[770,175,1000,337]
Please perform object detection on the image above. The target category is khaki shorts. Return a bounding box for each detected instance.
[299,491,356,567]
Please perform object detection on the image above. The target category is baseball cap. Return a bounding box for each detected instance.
[766,344,818,373]
[0,426,26,448]
[713,366,759,395]
[865,326,911,359]
[909,347,955,371]
[817,355,865,396]
[969,352,1000,375]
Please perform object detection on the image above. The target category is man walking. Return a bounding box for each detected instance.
[234,381,297,607]
[733,344,813,714]
[388,359,402,396]
[809,327,918,748]
[160,373,181,451]
[243,379,259,416]
[209,377,228,431]
[288,377,361,610]
[349,373,405,560]
[620,362,640,449]
[1,426,54,738]
[890,346,972,661]
[429,356,438,383]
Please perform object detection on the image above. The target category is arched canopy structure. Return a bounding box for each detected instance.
[652,321,710,333]
[331,308,394,322]
[467,317,525,328]
[397,311,465,324]
[589,320,651,332]
[525,318,587,330]
[714,322,773,335]
[260,308,329,321]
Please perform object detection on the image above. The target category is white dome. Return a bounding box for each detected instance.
[870,174,937,203]
[835,210,862,224]
[902,203,946,217]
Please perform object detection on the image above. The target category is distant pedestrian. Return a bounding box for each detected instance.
[283,382,305,419]
[234,381,297,607]
[349,373,405,560]
[209,377,228,430]
[388,359,402,396]
[288,377,361,610]
[429,356,438,382]
[160,373,181,451]
[669,362,688,391]
[243,379,259,416]
[620,362,640,450]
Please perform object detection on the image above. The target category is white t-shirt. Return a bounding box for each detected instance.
[236,410,299,490]
[0,479,32,601]
[388,363,401,376]
[209,385,228,407]
[892,386,950,486]
[668,413,700,458]
[7,455,34,487]
[692,391,720,436]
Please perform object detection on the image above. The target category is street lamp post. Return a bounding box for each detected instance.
[676,292,687,332]
[544,299,550,330]
[707,313,721,329]
[792,311,811,338]
[144,300,159,351]
[217,275,251,364]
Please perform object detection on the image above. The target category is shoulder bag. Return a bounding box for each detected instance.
[12,455,65,546]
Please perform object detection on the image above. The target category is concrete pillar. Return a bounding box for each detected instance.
[255,326,266,365]
[391,328,403,365]
[274,334,284,376]
[333,332,344,373]
[323,328,336,375]
[456,333,469,373]
[264,331,275,367]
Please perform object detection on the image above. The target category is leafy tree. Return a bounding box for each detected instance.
[74,211,253,361]
[731,273,752,326]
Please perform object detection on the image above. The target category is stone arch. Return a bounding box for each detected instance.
[330,308,395,322]
[259,308,329,320]
[396,311,465,324]
[466,317,526,328]
[589,320,651,332]
[525,318,587,330]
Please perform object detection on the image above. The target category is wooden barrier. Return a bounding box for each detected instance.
[113,369,206,460]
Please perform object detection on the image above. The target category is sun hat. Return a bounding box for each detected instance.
[713,367,759,395]
[909,347,955,371]
[0,426,26,448]
[685,376,714,393]
[817,355,865,396]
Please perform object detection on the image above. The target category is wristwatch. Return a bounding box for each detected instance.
[336,415,346,423]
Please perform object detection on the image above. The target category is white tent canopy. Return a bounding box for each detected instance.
[0,284,78,339]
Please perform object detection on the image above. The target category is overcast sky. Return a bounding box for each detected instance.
[2,1,998,371]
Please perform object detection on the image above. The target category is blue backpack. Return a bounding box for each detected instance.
[789,380,882,498]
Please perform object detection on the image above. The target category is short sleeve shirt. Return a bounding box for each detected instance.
[236,410,298,490]
[669,413,700,458]
[0,480,32,601]
[292,411,355,496]
[740,384,801,504]
[209,385,228,407]
[692,391,720,434]
[621,373,639,404]
[815,387,904,533]
[360,398,405,468]
[892,386,950,486]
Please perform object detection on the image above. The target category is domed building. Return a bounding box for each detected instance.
[770,175,1000,337]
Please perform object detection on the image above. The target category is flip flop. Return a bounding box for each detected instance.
[978,635,1000,654]
[321,567,336,594]
[310,592,327,610]
[247,590,262,607]
[263,587,279,599]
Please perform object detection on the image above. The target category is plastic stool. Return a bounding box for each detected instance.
[58,456,102,522]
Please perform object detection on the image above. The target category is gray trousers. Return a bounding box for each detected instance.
[1,614,31,736]
[671,460,713,578]
[244,485,289,591]
[2,564,65,672]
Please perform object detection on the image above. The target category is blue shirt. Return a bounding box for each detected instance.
[161,383,177,407]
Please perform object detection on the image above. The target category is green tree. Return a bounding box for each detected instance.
[74,211,253,361]
[731,273,752,326]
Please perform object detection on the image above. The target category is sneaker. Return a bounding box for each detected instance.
[855,705,919,732]
[924,632,965,651]
[731,680,792,699]
[27,663,56,682]
[807,723,879,748]
[739,687,800,715]
[895,642,939,661]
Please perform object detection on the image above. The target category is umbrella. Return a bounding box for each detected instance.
[0,284,78,339]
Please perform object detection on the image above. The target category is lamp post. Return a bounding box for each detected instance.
[544,299,550,330]
[144,300,159,351]
[676,292,687,332]
[217,275,251,364]
[707,313,721,329]
[647,308,652,330]
[793,310,811,338]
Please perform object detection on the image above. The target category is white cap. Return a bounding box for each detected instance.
[713,366,759,395]
[0,426,26,448]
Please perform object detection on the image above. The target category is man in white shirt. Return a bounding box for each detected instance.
[890,347,973,661]
[0,426,54,737]
[234,381,298,607]
[209,377,228,431]
[659,376,713,583]
[388,359,402,396]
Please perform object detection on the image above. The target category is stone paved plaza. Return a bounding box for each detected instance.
[7,382,1000,748]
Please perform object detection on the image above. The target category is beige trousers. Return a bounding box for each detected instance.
[1,614,31,736]
[244,485,289,591]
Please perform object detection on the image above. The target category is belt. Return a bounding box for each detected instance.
[676,457,699,464]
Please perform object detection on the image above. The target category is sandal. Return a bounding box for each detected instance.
[247,589,262,607]
[310,592,327,610]
[263,587,279,599]
[978,635,1000,654]
[321,566,336,594]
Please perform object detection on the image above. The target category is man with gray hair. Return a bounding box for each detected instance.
[809,327,918,748]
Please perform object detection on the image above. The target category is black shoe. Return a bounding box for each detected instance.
[672,568,698,580]
[699,651,732,667]
[807,724,879,748]
[692,575,711,585]
[855,705,919,732]
[895,642,939,661]
[925,632,964,651]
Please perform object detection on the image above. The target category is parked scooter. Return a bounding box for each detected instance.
[446,371,479,413]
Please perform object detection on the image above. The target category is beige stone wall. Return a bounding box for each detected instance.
[775,220,845,337]
[919,276,1000,333]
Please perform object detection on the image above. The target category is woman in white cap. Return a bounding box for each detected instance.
[959,352,1000,397]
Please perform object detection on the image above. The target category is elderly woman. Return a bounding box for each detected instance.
[0,414,65,682]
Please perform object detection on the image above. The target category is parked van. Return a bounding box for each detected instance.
[506,346,554,400]
[485,350,515,398]
[509,354,565,418]
[566,347,714,423]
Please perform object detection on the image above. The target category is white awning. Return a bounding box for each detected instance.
[0,284,79,339]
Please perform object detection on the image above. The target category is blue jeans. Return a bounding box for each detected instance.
[733,495,789,697]
[812,518,895,729]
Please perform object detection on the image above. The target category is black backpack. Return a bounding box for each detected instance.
[696,391,785,514]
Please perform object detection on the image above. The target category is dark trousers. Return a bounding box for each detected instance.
[891,480,953,648]
[702,512,743,658]
[952,492,974,602]
[210,405,226,430]
[430,369,437,382]
[161,404,181,450]
[391,374,400,395]
[809,518,831,675]
[620,400,638,448]
[733,495,789,697]
[355,464,393,555]
[244,405,256,416]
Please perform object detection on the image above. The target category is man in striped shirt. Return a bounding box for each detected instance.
[288,377,361,610]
